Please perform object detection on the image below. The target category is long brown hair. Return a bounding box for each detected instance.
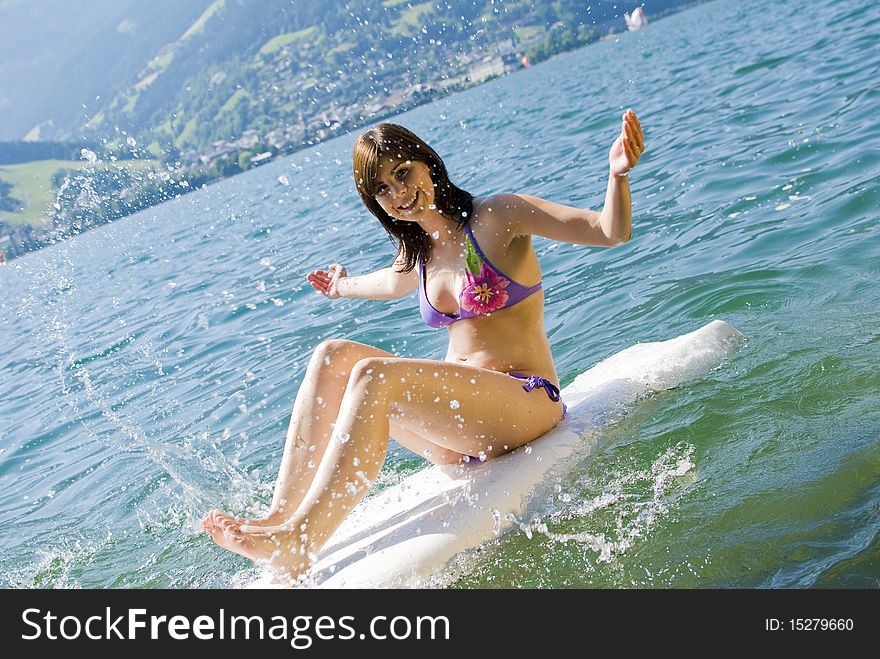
[353,123,474,272]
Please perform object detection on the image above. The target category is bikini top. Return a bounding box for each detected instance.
[417,222,543,329]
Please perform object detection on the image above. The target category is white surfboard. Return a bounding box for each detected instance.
[246,319,744,588]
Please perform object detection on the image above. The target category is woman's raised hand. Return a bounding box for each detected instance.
[609,109,646,177]
[306,263,348,299]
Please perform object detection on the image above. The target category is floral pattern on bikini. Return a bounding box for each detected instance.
[460,233,510,315]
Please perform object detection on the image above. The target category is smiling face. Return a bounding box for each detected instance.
[372,157,436,221]
[352,123,474,272]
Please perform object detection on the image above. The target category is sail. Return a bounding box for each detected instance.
[625,7,648,31]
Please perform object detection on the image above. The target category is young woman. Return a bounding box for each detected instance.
[204,110,645,581]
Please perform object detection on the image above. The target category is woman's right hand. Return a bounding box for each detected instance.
[306,263,347,299]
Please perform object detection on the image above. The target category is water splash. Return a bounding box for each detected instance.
[12,249,266,525]
[526,442,696,562]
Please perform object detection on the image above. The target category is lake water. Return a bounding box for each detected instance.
[1,0,878,588]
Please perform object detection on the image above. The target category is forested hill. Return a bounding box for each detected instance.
[0,0,702,260]
[0,0,213,142]
[2,0,697,166]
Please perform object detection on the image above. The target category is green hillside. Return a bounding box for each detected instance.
[0,159,161,226]
[0,0,700,260]
[87,0,632,162]
[0,0,214,141]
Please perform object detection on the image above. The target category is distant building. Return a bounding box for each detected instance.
[250,151,274,166]
[236,130,261,149]
[467,57,506,83]
[198,145,236,166]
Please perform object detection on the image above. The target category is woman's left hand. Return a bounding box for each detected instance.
[609,109,646,177]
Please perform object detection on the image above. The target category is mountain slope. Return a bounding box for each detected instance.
[0,0,213,140]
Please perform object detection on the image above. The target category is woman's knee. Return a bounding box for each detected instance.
[349,357,398,386]
[309,339,363,372]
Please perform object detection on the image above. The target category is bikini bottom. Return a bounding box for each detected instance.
[507,372,568,419]
[463,372,567,463]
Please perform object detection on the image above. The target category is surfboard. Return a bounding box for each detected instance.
[246,319,744,588]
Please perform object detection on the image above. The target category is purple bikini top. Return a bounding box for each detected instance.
[417,222,543,329]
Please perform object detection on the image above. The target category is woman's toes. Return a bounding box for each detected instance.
[203,512,220,533]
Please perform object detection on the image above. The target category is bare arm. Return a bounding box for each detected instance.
[338,264,418,300]
[491,192,625,247]
[501,109,645,246]
[306,259,418,301]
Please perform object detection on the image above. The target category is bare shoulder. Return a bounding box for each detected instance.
[472,193,528,222]
[467,195,540,283]
[470,194,526,247]
[473,193,570,238]
[476,192,616,247]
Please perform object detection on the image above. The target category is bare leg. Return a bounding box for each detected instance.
[205,357,564,579]
[203,339,393,535]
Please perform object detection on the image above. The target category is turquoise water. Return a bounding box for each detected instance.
[1,0,878,588]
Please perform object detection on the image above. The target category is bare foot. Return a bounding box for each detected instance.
[202,510,276,561]
[202,509,311,579]
[220,504,298,530]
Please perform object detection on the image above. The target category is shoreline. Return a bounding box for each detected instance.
[0,3,699,262]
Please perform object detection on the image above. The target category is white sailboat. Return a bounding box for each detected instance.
[625,6,648,31]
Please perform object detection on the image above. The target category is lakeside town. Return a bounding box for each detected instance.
[0,1,675,261]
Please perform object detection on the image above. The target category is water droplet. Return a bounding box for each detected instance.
[345,482,359,496]
[450,399,460,409]
[470,378,476,384]
[432,230,440,239]
[353,457,360,467]
[524,446,533,454]
[316,396,324,406]
[338,432,351,444]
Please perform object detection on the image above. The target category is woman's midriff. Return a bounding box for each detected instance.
[442,293,559,387]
